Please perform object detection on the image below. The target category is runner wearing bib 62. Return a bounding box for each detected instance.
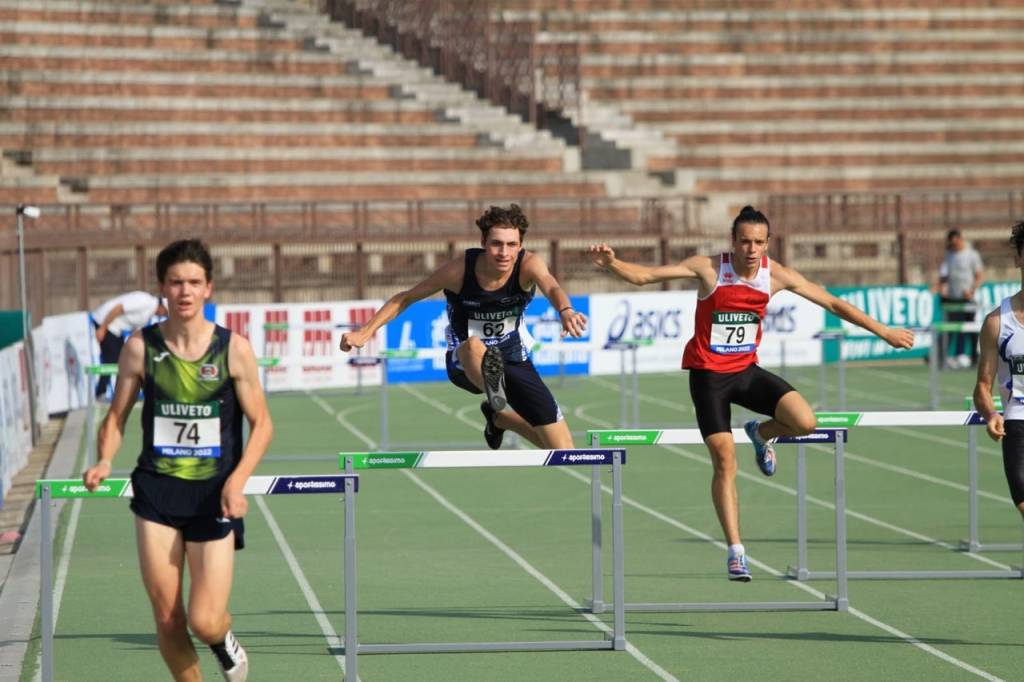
[589,205,914,581]
[340,204,587,450]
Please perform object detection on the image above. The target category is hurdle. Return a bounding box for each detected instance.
[83,364,118,466]
[789,411,1023,580]
[928,321,981,410]
[338,447,628,656]
[361,341,651,449]
[35,474,360,682]
[958,397,1024,553]
[586,428,850,613]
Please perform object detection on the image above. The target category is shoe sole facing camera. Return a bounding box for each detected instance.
[481,345,507,412]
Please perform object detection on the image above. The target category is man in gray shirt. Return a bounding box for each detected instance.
[938,229,984,368]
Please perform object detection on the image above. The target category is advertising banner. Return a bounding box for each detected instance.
[0,342,33,507]
[384,295,591,384]
[216,301,384,392]
[822,282,1017,362]
[586,290,823,376]
[42,311,92,414]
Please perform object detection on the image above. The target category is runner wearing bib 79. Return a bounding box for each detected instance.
[589,205,914,581]
[340,204,587,450]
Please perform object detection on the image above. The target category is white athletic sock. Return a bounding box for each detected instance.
[728,543,745,558]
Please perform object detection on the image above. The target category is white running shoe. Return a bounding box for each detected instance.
[211,630,248,682]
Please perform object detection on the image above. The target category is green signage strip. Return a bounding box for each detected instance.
[380,349,421,359]
[964,396,1001,410]
[590,430,661,445]
[340,452,422,469]
[814,412,863,427]
[35,479,130,499]
[85,364,118,376]
[257,357,280,367]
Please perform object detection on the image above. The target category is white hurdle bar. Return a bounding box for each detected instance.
[35,474,360,682]
[586,428,850,613]
[791,411,1024,580]
[339,447,628,657]
[359,341,662,449]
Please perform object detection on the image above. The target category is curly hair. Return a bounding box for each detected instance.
[1011,221,1024,256]
[476,204,529,239]
[731,205,770,240]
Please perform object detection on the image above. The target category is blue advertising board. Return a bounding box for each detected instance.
[385,296,591,383]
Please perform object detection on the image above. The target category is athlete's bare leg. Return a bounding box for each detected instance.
[456,337,489,390]
[135,518,201,682]
[757,390,817,441]
[533,419,574,449]
[704,432,741,545]
[457,338,573,448]
[491,409,543,446]
[184,533,235,646]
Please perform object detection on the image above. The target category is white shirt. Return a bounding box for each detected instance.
[93,291,161,335]
[996,296,1024,421]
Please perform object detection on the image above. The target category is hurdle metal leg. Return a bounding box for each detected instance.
[341,449,627,657]
[959,427,1024,553]
[343,475,358,680]
[588,431,849,613]
[588,464,605,613]
[41,484,54,682]
[631,346,640,428]
[379,357,389,451]
[611,450,626,650]
[929,328,940,411]
[788,444,811,580]
[790,426,1022,580]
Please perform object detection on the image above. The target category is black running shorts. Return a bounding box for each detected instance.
[1000,420,1024,507]
[446,350,562,427]
[688,364,797,439]
[130,468,245,549]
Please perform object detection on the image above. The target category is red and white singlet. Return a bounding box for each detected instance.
[682,253,771,373]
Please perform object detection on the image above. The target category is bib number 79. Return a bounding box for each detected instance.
[725,326,745,344]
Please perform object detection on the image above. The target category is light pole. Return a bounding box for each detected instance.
[16,204,41,442]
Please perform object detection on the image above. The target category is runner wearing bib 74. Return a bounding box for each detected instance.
[83,239,272,682]
[589,205,914,581]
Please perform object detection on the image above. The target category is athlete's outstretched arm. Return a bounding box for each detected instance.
[588,243,712,286]
[223,332,274,519]
[774,262,915,349]
[339,258,462,352]
[521,253,587,338]
[973,310,1004,442]
[83,332,144,491]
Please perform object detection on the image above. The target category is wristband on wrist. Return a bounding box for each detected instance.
[558,306,573,314]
